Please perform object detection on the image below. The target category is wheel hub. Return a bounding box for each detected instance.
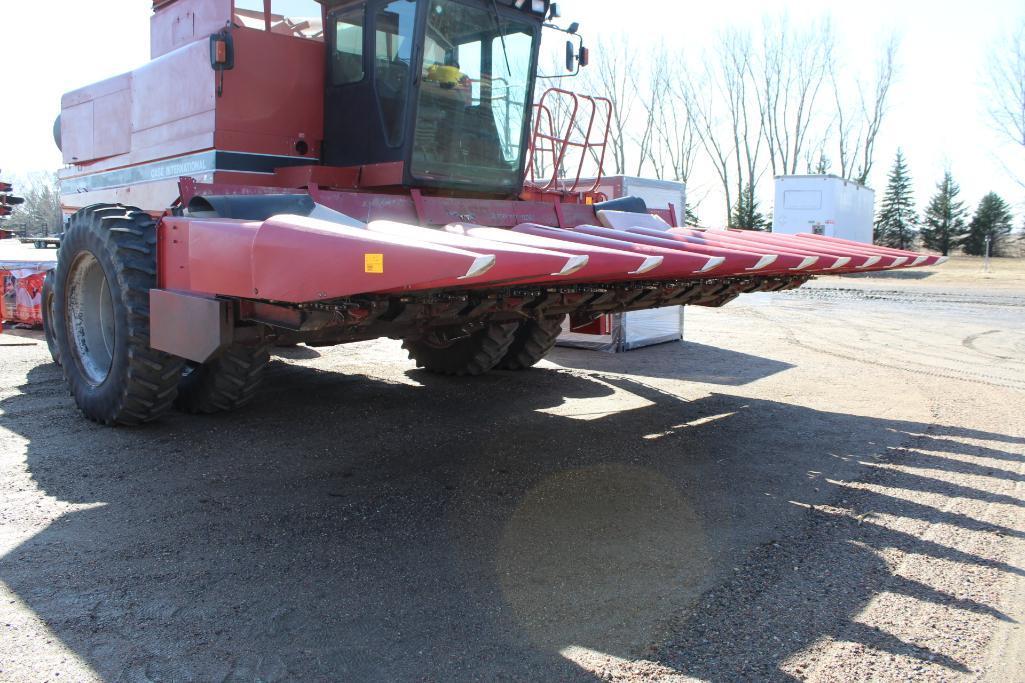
[65,251,115,385]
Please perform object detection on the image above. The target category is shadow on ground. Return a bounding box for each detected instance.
[842,271,935,280]
[549,340,795,385]
[1,345,1022,681]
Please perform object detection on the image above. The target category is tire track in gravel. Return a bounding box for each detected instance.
[781,287,1025,309]
[743,307,1025,393]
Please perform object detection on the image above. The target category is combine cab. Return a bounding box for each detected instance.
[49,0,941,425]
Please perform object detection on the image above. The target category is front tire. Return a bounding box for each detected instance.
[53,205,184,426]
[175,342,270,414]
[403,322,519,376]
[497,315,565,370]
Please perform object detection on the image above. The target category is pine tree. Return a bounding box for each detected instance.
[963,192,1014,256]
[683,203,700,227]
[808,151,830,175]
[874,149,917,249]
[919,171,967,255]
[730,184,769,230]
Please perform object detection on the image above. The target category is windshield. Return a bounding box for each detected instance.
[411,0,536,190]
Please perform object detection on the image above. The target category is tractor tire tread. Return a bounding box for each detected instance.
[174,342,271,414]
[497,315,566,370]
[54,204,184,425]
[403,322,520,376]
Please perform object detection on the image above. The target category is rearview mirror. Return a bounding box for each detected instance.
[539,24,585,79]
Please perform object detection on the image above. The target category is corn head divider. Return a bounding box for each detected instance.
[47,0,945,425]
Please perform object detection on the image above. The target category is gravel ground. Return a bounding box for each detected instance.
[1,276,1023,682]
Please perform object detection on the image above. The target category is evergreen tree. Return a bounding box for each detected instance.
[808,151,830,175]
[963,192,1014,256]
[919,171,968,255]
[730,184,769,230]
[874,149,918,249]
[683,203,700,227]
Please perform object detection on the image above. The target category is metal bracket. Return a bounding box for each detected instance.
[150,289,233,363]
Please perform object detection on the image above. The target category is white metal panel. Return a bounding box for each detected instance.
[772,175,874,244]
[576,175,686,226]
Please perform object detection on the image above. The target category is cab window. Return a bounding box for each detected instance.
[375,0,417,146]
[331,6,365,85]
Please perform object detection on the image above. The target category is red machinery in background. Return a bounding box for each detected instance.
[1,178,48,330]
[46,0,942,426]
[0,269,46,328]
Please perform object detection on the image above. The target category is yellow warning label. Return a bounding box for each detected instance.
[364,253,384,273]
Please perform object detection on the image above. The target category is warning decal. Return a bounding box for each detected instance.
[364,253,384,273]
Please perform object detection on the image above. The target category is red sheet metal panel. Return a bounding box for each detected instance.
[792,233,946,267]
[365,221,586,287]
[663,228,827,273]
[252,217,497,299]
[132,40,216,146]
[620,226,808,275]
[513,224,720,277]
[705,229,873,270]
[718,230,893,270]
[572,224,775,275]
[150,0,233,59]
[446,224,656,283]
[666,228,826,272]
[160,215,499,302]
[215,29,325,158]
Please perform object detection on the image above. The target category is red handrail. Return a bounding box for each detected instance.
[524,88,612,196]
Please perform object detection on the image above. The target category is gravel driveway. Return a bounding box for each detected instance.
[1,279,1023,681]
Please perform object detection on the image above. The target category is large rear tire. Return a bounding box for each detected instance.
[175,342,270,414]
[403,322,519,376]
[53,205,184,426]
[497,315,565,370]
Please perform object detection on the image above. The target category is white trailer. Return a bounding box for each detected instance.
[583,175,687,226]
[772,175,875,244]
[557,175,687,352]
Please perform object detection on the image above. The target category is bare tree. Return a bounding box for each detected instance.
[5,173,63,236]
[583,38,642,175]
[986,23,1025,185]
[757,16,834,176]
[645,50,700,182]
[633,56,661,177]
[681,30,765,226]
[681,66,736,223]
[833,36,898,185]
[802,122,834,173]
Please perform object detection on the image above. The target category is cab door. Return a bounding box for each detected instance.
[322,0,420,168]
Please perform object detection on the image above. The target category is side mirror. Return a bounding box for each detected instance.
[539,23,586,78]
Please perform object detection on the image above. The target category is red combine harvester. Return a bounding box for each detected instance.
[49,0,941,425]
